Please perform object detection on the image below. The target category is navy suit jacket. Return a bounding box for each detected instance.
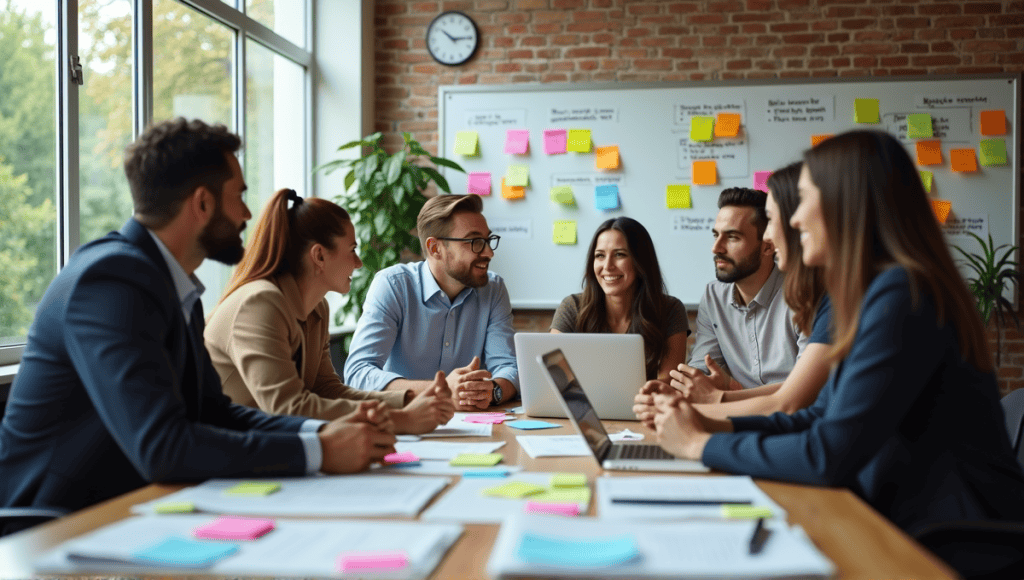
[0,219,309,514]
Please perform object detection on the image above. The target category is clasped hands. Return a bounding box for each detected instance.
[446,356,495,411]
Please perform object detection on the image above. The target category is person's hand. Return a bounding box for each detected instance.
[393,371,456,434]
[340,400,395,433]
[652,396,712,461]
[318,420,397,473]
[447,356,492,411]
[670,356,736,403]
[633,380,680,428]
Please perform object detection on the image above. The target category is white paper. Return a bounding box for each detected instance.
[597,475,787,521]
[420,414,494,438]
[421,472,590,524]
[392,440,506,461]
[374,459,521,476]
[516,435,591,458]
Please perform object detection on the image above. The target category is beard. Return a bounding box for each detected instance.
[444,255,490,289]
[714,243,763,283]
[199,206,245,265]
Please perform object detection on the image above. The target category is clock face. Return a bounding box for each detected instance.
[426,11,479,66]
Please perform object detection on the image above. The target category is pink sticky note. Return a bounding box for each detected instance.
[464,414,508,424]
[467,172,491,195]
[544,129,567,154]
[504,129,530,154]
[753,171,772,192]
[384,451,419,464]
[337,550,409,572]
[194,516,275,541]
[525,501,581,516]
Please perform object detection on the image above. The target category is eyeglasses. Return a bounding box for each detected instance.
[435,235,501,254]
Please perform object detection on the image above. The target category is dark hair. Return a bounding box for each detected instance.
[577,217,671,380]
[718,187,769,238]
[803,129,991,371]
[766,162,825,335]
[124,117,242,229]
[221,188,351,301]
[416,194,484,250]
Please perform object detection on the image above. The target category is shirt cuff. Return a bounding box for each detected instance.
[298,419,328,474]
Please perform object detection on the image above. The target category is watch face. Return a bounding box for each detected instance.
[426,11,479,66]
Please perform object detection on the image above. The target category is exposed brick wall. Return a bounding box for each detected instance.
[373,0,1024,393]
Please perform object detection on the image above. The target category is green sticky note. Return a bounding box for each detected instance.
[666,184,691,209]
[919,170,933,193]
[722,504,774,519]
[450,453,503,467]
[550,185,575,205]
[906,113,933,138]
[454,131,479,156]
[854,98,879,123]
[551,473,587,488]
[530,486,591,504]
[553,221,577,245]
[482,481,547,499]
[224,481,282,497]
[566,129,592,153]
[153,501,196,514]
[690,116,714,141]
[505,164,530,187]
[979,138,1007,166]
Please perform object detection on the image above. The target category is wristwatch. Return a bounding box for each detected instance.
[490,380,503,406]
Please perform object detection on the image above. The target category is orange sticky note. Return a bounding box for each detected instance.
[501,178,525,200]
[811,134,833,147]
[979,110,1006,136]
[715,113,741,137]
[950,148,978,172]
[916,140,942,166]
[595,146,620,169]
[692,160,717,185]
[931,199,951,224]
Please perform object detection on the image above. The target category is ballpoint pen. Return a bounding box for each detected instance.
[748,517,770,555]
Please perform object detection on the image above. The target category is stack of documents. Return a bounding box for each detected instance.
[421,413,496,437]
[422,472,591,524]
[596,475,787,521]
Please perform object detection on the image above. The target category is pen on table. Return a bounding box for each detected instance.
[748,517,770,555]
[609,498,753,506]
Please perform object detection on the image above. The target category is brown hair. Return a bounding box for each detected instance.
[718,187,769,238]
[221,188,351,301]
[416,194,484,250]
[803,130,991,371]
[124,117,241,229]
[766,162,825,335]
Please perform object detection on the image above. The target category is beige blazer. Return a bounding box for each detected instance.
[205,273,406,420]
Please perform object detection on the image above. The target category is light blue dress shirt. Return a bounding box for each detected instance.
[344,261,519,393]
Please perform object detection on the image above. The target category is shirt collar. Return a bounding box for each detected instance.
[418,260,472,307]
[146,229,205,322]
[731,263,782,308]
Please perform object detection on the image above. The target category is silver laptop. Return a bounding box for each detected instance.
[515,333,645,421]
[538,348,709,473]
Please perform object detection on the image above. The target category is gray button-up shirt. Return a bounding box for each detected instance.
[687,265,807,388]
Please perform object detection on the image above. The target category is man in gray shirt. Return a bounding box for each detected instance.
[672,187,806,395]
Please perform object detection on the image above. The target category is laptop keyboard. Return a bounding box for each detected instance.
[616,444,676,460]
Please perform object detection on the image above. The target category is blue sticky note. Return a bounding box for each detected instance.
[132,536,239,568]
[594,184,620,211]
[506,420,560,430]
[517,532,640,567]
[463,470,513,477]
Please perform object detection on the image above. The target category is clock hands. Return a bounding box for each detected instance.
[440,29,474,42]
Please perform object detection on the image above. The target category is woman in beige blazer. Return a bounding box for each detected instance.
[205,188,454,434]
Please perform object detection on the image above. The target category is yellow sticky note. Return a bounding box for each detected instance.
[916,140,942,166]
[224,481,281,496]
[505,165,529,187]
[931,199,952,224]
[153,501,196,514]
[979,139,1007,166]
[550,185,575,205]
[595,145,620,169]
[482,481,546,499]
[690,116,714,141]
[714,112,741,137]
[722,505,774,519]
[501,177,525,200]
[950,148,978,172]
[692,160,717,185]
[450,453,503,467]
[906,113,933,139]
[811,134,833,147]
[854,98,879,123]
[919,170,933,193]
[980,110,1006,136]
[553,221,577,245]
[666,184,691,209]
[567,129,592,153]
[551,473,587,488]
[454,131,479,156]
[530,486,591,504]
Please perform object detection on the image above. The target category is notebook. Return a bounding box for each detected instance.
[538,349,709,473]
[515,333,645,421]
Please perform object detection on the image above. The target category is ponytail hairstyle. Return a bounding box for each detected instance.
[221,188,351,301]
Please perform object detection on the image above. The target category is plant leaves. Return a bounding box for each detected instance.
[420,166,451,193]
[429,156,465,172]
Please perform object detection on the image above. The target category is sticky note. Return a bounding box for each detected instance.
[715,112,741,137]
[464,413,508,424]
[553,221,577,245]
[463,470,512,477]
[506,419,561,430]
[916,140,942,166]
[594,184,619,210]
[501,178,525,200]
[722,505,774,519]
[980,110,1006,136]
[467,172,491,195]
[337,551,409,573]
[194,516,275,541]
[931,199,952,224]
[690,116,714,141]
[567,129,592,153]
[450,453,503,466]
[811,134,833,147]
[529,486,592,504]
[595,145,620,169]
[692,160,717,185]
[133,536,239,567]
[153,501,196,514]
[482,481,546,499]
[544,129,567,154]
[383,451,420,464]
[854,98,879,123]
[505,165,529,187]
[504,129,530,154]
[919,170,933,193]
[223,481,281,496]
[551,473,587,488]
[753,170,771,192]
[525,501,580,516]
[517,532,640,567]
[666,184,691,209]
[950,148,978,172]
[906,113,933,138]
[550,186,575,205]
[454,131,479,156]
[979,139,1007,166]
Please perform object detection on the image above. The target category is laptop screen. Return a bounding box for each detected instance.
[540,349,613,461]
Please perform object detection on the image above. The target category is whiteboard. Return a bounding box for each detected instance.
[438,75,1020,308]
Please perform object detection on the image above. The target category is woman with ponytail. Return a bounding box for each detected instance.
[205,189,454,434]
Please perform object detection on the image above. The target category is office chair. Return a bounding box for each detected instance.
[0,506,68,538]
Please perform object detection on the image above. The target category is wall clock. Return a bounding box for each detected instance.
[426,11,479,66]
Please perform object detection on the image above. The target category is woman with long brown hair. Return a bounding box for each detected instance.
[205,188,454,434]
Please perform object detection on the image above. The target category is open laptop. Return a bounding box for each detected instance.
[514,333,645,421]
[538,348,709,473]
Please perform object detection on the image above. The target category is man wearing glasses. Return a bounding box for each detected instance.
[344,194,519,411]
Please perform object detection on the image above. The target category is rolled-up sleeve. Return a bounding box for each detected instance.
[482,277,518,390]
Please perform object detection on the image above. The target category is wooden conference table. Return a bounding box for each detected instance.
[0,413,958,579]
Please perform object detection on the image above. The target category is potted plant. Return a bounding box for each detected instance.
[953,232,1021,365]
[315,131,465,327]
